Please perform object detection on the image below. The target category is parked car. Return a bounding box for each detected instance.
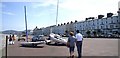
[18,35,26,41]
[31,35,45,42]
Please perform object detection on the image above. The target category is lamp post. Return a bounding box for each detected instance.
[5,36,8,58]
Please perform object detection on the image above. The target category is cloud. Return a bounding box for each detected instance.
[31,0,57,8]
[58,0,93,10]
[0,3,6,8]
[1,0,51,2]
[31,13,44,17]
[2,12,15,15]
[2,4,6,8]
[1,0,34,2]
[60,0,78,9]
[118,1,120,8]
[59,0,119,11]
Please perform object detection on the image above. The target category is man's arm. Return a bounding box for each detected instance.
[75,34,77,42]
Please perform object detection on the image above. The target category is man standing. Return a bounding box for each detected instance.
[75,30,83,58]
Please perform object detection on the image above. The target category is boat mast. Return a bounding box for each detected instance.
[50,0,59,34]
[24,6,28,42]
[56,0,59,26]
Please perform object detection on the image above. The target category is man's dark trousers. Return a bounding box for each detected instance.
[76,41,82,58]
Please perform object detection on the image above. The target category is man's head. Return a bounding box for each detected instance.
[76,30,79,33]
[69,32,74,36]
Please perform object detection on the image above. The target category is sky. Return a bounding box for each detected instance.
[1,0,120,31]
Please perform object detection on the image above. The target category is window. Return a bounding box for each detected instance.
[116,16,118,18]
[93,23,94,26]
[101,26,103,29]
[97,26,99,29]
[110,25,114,28]
[106,21,107,23]
[101,22,103,25]
[111,20,113,23]
[106,25,108,28]
[117,20,118,23]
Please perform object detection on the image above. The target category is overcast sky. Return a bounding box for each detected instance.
[1,0,120,31]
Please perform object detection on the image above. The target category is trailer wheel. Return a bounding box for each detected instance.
[46,42,50,45]
[55,42,58,45]
[18,39,20,41]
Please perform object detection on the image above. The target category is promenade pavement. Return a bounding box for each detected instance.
[1,38,119,58]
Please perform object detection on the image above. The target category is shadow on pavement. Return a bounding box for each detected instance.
[1,56,119,58]
[47,43,66,46]
[19,45,44,48]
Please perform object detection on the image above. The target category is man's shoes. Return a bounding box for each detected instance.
[77,56,81,58]
[71,55,74,58]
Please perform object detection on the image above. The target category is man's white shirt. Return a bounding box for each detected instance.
[75,33,83,41]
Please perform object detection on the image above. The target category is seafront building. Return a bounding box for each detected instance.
[33,10,120,37]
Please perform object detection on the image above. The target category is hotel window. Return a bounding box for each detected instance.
[116,16,118,18]
[106,25,108,28]
[90,27,92,29]
[106,21,107,23]
[101,22,103,25]
[97,26,99,29]
[110,25,113,28]
[117,20,118,23]
[93,23,94,26]
[111,20,113,23]
[101,26,103,29]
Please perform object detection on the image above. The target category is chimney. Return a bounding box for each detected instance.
[98,15,104,19]
[107,13,113,18]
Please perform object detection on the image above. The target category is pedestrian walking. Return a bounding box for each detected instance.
[67,32,76,58]
[75,30,83,58]
[12,34,15,45]
[9,35,12,45]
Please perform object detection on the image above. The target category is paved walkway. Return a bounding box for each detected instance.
[1,38,119,58]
